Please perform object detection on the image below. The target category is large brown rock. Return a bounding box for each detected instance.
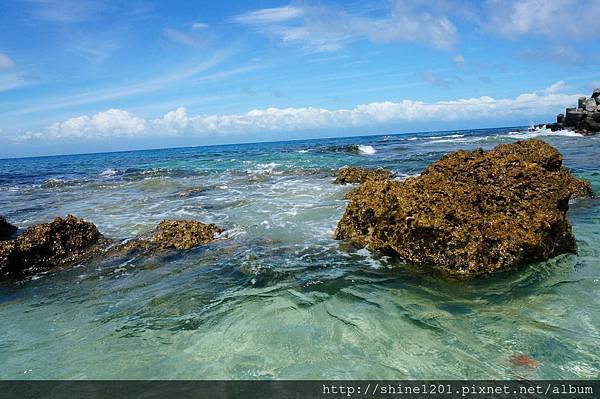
[0,215,102,278]
[0,216,17,240]
[334,166,394,184]
[334,139,593,277]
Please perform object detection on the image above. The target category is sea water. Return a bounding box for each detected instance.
[0,126,598,379]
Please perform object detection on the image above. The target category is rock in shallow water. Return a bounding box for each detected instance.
[0,216,17,240]
[0,215,102,278]
[334,166,394,184]
[152,219,224,250]
[334,139,593,277]
[115,219,224,254]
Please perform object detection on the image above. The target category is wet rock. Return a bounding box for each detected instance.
[578,97,587,109]
[334,167,394,184]
[0,215,103,278]
[334,140,593,277]
[152,220,224,250]
[0,216,17,240]
[116,219,224,254]
[592,88,600,98]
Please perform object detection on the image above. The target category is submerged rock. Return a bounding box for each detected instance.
[0,215,103,278]
[334,139,593,277]
[0,216,17,240]
[334,166,394,184]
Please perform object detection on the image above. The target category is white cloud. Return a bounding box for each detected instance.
[543,80,567,95]
[232,6,304,24]
[191,22,209,30]
[0,52,15,69]
[484,0,600,40]
[14,82,582,141]
[232,1,458,52]
[47,109,146,139]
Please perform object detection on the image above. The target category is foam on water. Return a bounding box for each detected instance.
[357,145,376,155]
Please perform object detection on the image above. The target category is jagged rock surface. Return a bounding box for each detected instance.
[0,215,103,278]
[116,219,224,253]
[152,219,223,250]
[0,216,17,240]
[334,139,593,277]
[334,167,394,184]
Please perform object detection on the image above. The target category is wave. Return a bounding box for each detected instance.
[507,126,583,139]
[99,168,119,177]
[357,145,376,155]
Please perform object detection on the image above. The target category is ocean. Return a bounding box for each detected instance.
[0,126,598,379]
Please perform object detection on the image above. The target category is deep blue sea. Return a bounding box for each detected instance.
[0,126,599,379]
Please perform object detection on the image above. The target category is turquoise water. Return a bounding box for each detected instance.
[0,127,599,379]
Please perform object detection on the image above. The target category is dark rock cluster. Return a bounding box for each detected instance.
[334,139,593,277]
[543,88,600,135]
[0,215,103,278]
[334,166,394,184]
[0,215,224,279]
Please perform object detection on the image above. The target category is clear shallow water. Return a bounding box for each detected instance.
[0,127,599,379]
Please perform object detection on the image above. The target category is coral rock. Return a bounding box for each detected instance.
[0,215,102,278]
[334,166,394,184]
[334,140,592,277]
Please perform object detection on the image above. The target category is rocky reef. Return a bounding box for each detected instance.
[334,139,593,277]
[543,88,600,135]
[0,216,17,240]
[0,215,103,278]
[334,166,394,184]
[0,215,224,279]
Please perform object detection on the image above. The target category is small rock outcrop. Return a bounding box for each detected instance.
[0,216,17,240]
[116,219,224,254]
[334,139,593,277]
[334,167,394,184]
[0,215,103,278]
[152,220,223,250]
[544,88,600,135]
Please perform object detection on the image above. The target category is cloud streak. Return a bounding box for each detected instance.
[232,1,458,52]
[12,82,581,141]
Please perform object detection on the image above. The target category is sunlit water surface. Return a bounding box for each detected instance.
[0,127,599,379]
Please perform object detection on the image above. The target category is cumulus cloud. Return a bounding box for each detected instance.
[14,82,582,142]
[46,109,146,139]
[232,1,458,52]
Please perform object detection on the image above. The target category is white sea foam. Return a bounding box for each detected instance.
[358,145,376,155]
[250,162,282,175]
[99,168,118,177]
[507,126,583,139]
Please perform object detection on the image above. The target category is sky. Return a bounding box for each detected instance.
[1,0,599,158]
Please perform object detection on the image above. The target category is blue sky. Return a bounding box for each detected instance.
[1,0,599,158]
